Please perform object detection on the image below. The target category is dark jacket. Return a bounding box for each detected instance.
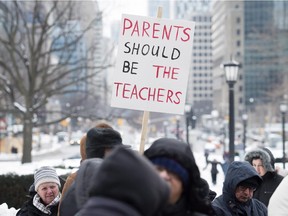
[253,171,283,206]
[244,148,284,206]
[144,138,215,216]
[16,198,59,216]
[212,161,267,216]
[59,158,103,216]
[76,146,170,216]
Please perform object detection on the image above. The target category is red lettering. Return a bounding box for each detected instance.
[122,83,131,98]
[152,22,160,39]
[157,88,165,102]
[142,21,150,37]
[122,18,132,36]
[174,91,182,104]
[162,25,172,40]
[139,87,148,100]
[114,82,123,97]
[182,28,191,42]
[130,85,138,99]
[166,90,173,103]
[131,20,140,36]
[152,65,179,80]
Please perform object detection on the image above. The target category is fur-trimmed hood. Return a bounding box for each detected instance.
[244,148,274,172]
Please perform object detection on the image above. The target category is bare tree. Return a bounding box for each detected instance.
[0,1,113,163]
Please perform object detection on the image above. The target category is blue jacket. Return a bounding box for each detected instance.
[212,161,267,216]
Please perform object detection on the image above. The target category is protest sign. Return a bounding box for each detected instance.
[111,14,195,114]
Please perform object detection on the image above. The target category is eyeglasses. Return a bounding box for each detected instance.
[238,185,256,192]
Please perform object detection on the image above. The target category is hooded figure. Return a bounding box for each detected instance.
[212,161,267,216]
[144,138,215,216]
[244,148,283,206]
[58,158,103,216]
[76,146,170,216]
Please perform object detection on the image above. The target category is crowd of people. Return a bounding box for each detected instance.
[15,120,288,216]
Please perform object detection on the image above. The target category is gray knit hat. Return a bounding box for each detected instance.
[34,166,60,191]
[244,148,274,172]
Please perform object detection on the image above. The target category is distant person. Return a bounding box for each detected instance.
[268,175,288,215]
[209,159,221,185]
[244,148,283,206]
[58,123,129,216]
[76,146,170,216]
[212,161,267,216]
[16,166,61,216]
[144,137,216,216]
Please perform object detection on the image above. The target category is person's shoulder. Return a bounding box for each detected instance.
[252,198,267,211]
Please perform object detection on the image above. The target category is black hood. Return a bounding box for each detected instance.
[88,146,170,216]
[144,138,214,214]
[223,161,262,202]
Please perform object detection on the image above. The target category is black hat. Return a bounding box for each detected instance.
[86,127,130,158]
[238,176,261,189]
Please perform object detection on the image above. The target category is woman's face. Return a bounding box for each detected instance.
[155,166,183,204]
[252,158,266,176]
[37,182,59,205]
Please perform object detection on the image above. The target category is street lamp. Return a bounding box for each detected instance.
[223,60,240,163]
[163,121,168,138]
[185,104,192,145]
[176,115,181,140]
[242,114,248,153]
[280,103,287,169]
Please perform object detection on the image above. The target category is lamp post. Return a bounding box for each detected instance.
[163,121,168,138]
[223,60,240,163]
[185,104,192,145]
[176,115,181,140]
[280,103,287,169]
[242,114,248,153]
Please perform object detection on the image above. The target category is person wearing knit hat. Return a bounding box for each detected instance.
[244,148,283,206]
[16,166,61,216]
[58,121,130,216]
[144,138,215,216]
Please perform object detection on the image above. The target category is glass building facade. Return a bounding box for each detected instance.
[244,1,288,107]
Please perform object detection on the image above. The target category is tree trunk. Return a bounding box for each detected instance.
[22,113,33,164]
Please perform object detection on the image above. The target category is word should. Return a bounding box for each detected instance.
[124,42,180,60]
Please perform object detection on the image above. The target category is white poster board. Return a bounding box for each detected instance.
[111,14,195,115]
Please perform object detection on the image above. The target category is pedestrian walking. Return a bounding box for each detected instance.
[212,161,267,216]
[210,159,220,185]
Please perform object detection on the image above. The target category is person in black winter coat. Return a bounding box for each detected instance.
[58,158,103,216]
[75,146,170,216]
[212,161,267,216]
[244,148,283,206]
[144,137,215,216]
[16,166,62,216]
